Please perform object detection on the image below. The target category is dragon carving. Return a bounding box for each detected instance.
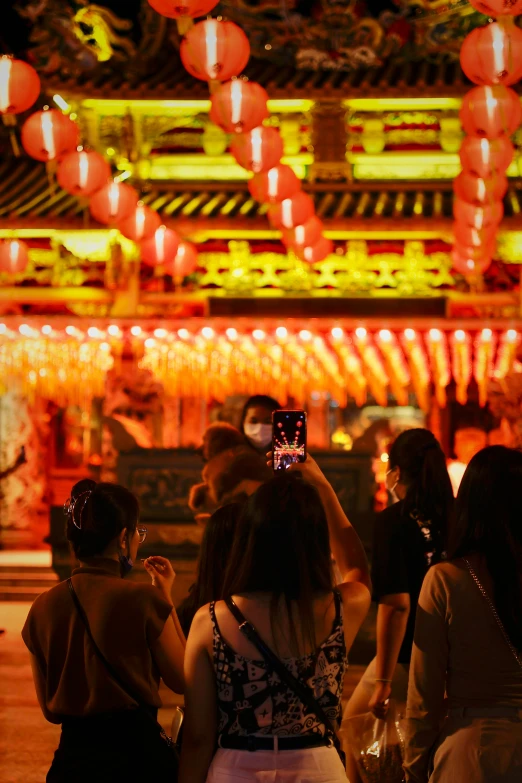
[16,0,165,75]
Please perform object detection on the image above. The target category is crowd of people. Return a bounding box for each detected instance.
[21,396,522,783]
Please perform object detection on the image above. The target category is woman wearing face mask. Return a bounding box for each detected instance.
[343,429,454,783]
[240,395,281,454]
[22,479,186,783]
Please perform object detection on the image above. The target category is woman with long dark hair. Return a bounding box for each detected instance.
[179,457,371,783]
[177,502,243,637]
[404,446,522,782]
[344,428,453,779]
[22,479,185,782]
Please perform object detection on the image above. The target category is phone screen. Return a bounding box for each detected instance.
[272,410,307,472]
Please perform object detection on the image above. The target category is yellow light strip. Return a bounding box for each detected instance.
[141,154,312,182]
[79,98,314,114]
[344,97,463,111]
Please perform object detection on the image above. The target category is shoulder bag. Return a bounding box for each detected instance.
[67,578,181,768]
[225,596,346,765]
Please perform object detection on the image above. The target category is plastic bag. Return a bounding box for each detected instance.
[338,700,405,783]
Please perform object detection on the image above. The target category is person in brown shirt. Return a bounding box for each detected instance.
[22,479,185,783]
[405,446,522,782]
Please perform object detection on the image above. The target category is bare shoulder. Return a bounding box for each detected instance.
[187,603,214,645]
[337,581,371,611]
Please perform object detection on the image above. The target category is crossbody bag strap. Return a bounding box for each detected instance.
[463,558,522,671]
[67,578,164,728]
[224,596,339,741]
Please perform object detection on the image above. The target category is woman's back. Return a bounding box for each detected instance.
[22,558,173,716]
[411,556,522,709]
[210,591,347,737]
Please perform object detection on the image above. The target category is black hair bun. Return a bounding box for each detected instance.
[71,478,97,500]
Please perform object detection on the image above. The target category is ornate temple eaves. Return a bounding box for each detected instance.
[1,162,521,242]
[43,55,488,102]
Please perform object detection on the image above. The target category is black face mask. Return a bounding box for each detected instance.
[118,534,133,577]
[118,552,134,577]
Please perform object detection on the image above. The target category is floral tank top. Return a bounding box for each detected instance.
[209,591,347,738]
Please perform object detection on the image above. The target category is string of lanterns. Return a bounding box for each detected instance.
[0,58,198,282]
[454,4,522,279]
[0,320,519,408]
[147,0,333,263]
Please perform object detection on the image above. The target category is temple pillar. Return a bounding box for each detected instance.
[309,101,351,183]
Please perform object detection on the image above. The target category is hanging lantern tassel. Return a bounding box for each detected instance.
[2,114,20,156]
[494,329,519,381]
[329,332,367,407]
[353,330,389,407]
[427,329,451,408]
[474,329,497,407]
[176,17,194,35]
[400,330,431,413]
[376,330,411,406]
[451,330,472,406]
[46,159,58,197]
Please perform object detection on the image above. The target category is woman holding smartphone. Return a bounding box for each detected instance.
[179,456,371,783]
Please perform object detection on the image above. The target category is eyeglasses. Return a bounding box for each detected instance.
[137,527,147,544]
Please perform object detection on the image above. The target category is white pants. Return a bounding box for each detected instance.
[431,715,522,783]
[206,746,348,783]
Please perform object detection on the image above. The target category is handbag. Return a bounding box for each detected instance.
[67,578,181,766]
[225,596,346,765]
[463,558,522,671]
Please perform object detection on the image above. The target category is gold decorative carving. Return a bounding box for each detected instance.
[198,240,454,295]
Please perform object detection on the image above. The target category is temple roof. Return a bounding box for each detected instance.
[45,55,477,101]
[2,160,521,235]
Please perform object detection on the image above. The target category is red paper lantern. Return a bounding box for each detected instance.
[180,20,250,83]
[453,198,504,229]
[453,239,495,262]
[468,0,522,15]
[282,216,323,249]
[0,56,40,115]
[454,171,508,205]
[210,80,268,134]
[166,241,198,279]
[460,85,522,138]
[118,203,161,242]
[248,165,301,204]
[140,226,180,266]
[89,182,138,225]
[0,239,29,274]
[21,109,80,162]
[57,148,110,197]
[268,192,315,230]
[454,222,497,248]
[295,237,333,264]
[459,136,514,178]
[451,248,492,276]
[460,22,522,87]
[147,0,219,19]
[230,127,284,173]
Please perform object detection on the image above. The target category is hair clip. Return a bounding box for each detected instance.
[64,490,93,530]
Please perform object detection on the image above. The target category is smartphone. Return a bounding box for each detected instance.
[272,410,307,472]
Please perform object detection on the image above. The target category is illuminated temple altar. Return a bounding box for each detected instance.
[1,0,522,579]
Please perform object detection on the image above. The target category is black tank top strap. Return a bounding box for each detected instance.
[333,589,342,627]
[209,601,218,631]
